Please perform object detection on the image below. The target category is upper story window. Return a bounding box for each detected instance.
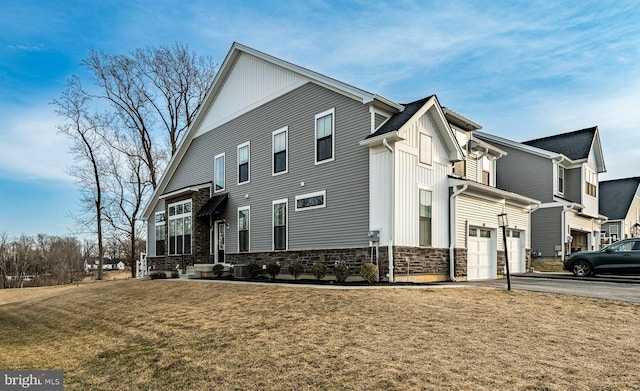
[237,142,250,185]
[419,133,432,165]
[168,200,192,255]
[155,212,165,256]
[315,108,335,164]
[558,165,565,195]
[273,127,288,175]
[585,168,597,197]
[214,153,225,192]
[482,157,491,186]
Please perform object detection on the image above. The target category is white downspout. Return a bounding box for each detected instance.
[561,203,579,263]
[449,183,468,282]
[383,138,395,283]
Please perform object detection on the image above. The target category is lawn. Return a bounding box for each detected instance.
[1,279,639,390]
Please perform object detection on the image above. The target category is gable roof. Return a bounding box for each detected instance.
[367,96,433,139]
[523,127,597,160]
[599,177,640,220]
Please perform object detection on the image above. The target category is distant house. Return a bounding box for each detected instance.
[476,127,607,262]
[599,177,640,244]
[84,258,126,273]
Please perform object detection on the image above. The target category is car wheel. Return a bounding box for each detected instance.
[571,260,592,277]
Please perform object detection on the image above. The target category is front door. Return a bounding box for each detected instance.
[215,221,225,263]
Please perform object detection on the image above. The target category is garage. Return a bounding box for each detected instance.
[467,227,496,280]
[506,229,525,273]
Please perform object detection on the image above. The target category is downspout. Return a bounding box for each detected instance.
[383,138,395,283]
[449,182,468,282]
[561,203,579,263]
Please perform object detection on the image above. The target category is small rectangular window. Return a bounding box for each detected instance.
[419,133,432,165]
[419,189,432,246]
[273,200,287,250]
[238,207,250,252]
[238,142,250,184]
[585,168,597,197]
[315,109,335,164]
[214,153,225,192]
[295,190,326,211]
[273,127,288,175]
[155,212,165,256]
[558,166,565,194]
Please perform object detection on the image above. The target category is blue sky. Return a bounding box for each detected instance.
[2,0,640,237]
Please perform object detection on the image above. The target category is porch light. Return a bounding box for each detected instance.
[497,213,511,291]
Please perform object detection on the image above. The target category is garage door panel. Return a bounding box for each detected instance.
[468,227,494,280]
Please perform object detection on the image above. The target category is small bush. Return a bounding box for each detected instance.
[359,263,378,284]
[247,262,263,279]
[150,271,167,280]
[311,262,327,280]
[170,270,179,279]
[212,264,225,277]
[334,264,349,283]
[266,263,281,279]
[288,262,303,280]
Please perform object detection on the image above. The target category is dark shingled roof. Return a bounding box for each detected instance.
[599,177,640,220]
[523,127,597,160]
[366,95,435,139]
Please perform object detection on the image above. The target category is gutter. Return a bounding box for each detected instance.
[383,137,395,283]
[449,182,468,282]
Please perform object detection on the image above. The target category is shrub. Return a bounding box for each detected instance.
[266,263,281,279]
[334,264,349,283]
[212,264,225,277]
[247,262,263,279]
[170,270,179,279]
[359,263,378,284]
[288,262,303,280]
[150,271,167,279]
[311,262,327,280]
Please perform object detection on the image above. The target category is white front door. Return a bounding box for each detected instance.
[507,230,525,273]
[468,227,494,280]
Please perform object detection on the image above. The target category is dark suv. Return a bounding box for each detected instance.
[563,238,640,276]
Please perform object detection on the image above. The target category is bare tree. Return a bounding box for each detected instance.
[11,235,35,288]
[0,232,9,288]
[47,237,83,285]
[53,76,108,280]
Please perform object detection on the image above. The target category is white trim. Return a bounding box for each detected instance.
[237,206,250,252]
[272,198,288,251]
[295,190,327,211]
[418,132,433,166]
[237,141,250,185]
[417,186,433,247]
[158,183,210,200]
[154,211,166,257]
[214,152,225,193]
[167,199,193,256]
[314,108,335,165]
[272,126,288,176]
[556,164,565,196]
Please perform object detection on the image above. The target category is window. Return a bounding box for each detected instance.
[558,166,565,194]
[419,189,432,246]
[586,168,597,197]
[214,153,225,192]
[237,142,250,184]
[155,212,165,256]
[273,200,287,250]
[482,157,491,186]
[315,108,335,164]
[419,133,432,165]
[238,207,250,252]
[610,225,619,237]
[273,127,288,175]
[295,190,326,211]
[168,200,192,255]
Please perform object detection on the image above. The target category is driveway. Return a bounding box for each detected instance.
[466,273,640,304]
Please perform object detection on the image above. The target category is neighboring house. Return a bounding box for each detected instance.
[475,128,607,262]
[141,42,538,282]
[599,177,640,244]
[84,259,126,272]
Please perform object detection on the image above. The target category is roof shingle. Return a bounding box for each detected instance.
[599,177,640,220]
[523,127,597,160]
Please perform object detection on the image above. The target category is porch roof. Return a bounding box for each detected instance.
[196,193,229,219]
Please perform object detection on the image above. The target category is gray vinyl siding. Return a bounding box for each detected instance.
[164,82,371,253]
[494,144,555,202]
[374,113,388,129]
[531,206,561,257]
[564,167,582,203]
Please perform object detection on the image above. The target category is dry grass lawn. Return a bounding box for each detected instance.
[1,279,639,390]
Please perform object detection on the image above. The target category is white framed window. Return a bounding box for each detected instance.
[419,189,432,246]
[154,211,166,256]
[214,153,225,192]
[168,200,192,255]
[419,133,432,165]
[315,108,335,164]
[585,168,597,197]
[557,165,565,195]
[272,127,288,175]
[273,199,288,251]
[610,225,619,237]
[237,142,250,185]
[295,190,326,211]
[238,206,250,252]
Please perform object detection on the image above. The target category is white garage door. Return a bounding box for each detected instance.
[506,230,525,274]
[468,227,495,280]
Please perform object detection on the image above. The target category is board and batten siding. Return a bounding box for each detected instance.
[162,82,371,253]
[494,144,555,203]
[369,146,392,244]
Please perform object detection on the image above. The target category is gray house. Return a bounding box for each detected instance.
[599,177,640,244]
[475,128,607,262]
[141,43,538,282]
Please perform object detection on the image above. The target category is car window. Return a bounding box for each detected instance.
[613,241,634,252]
[633,241,640,251]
